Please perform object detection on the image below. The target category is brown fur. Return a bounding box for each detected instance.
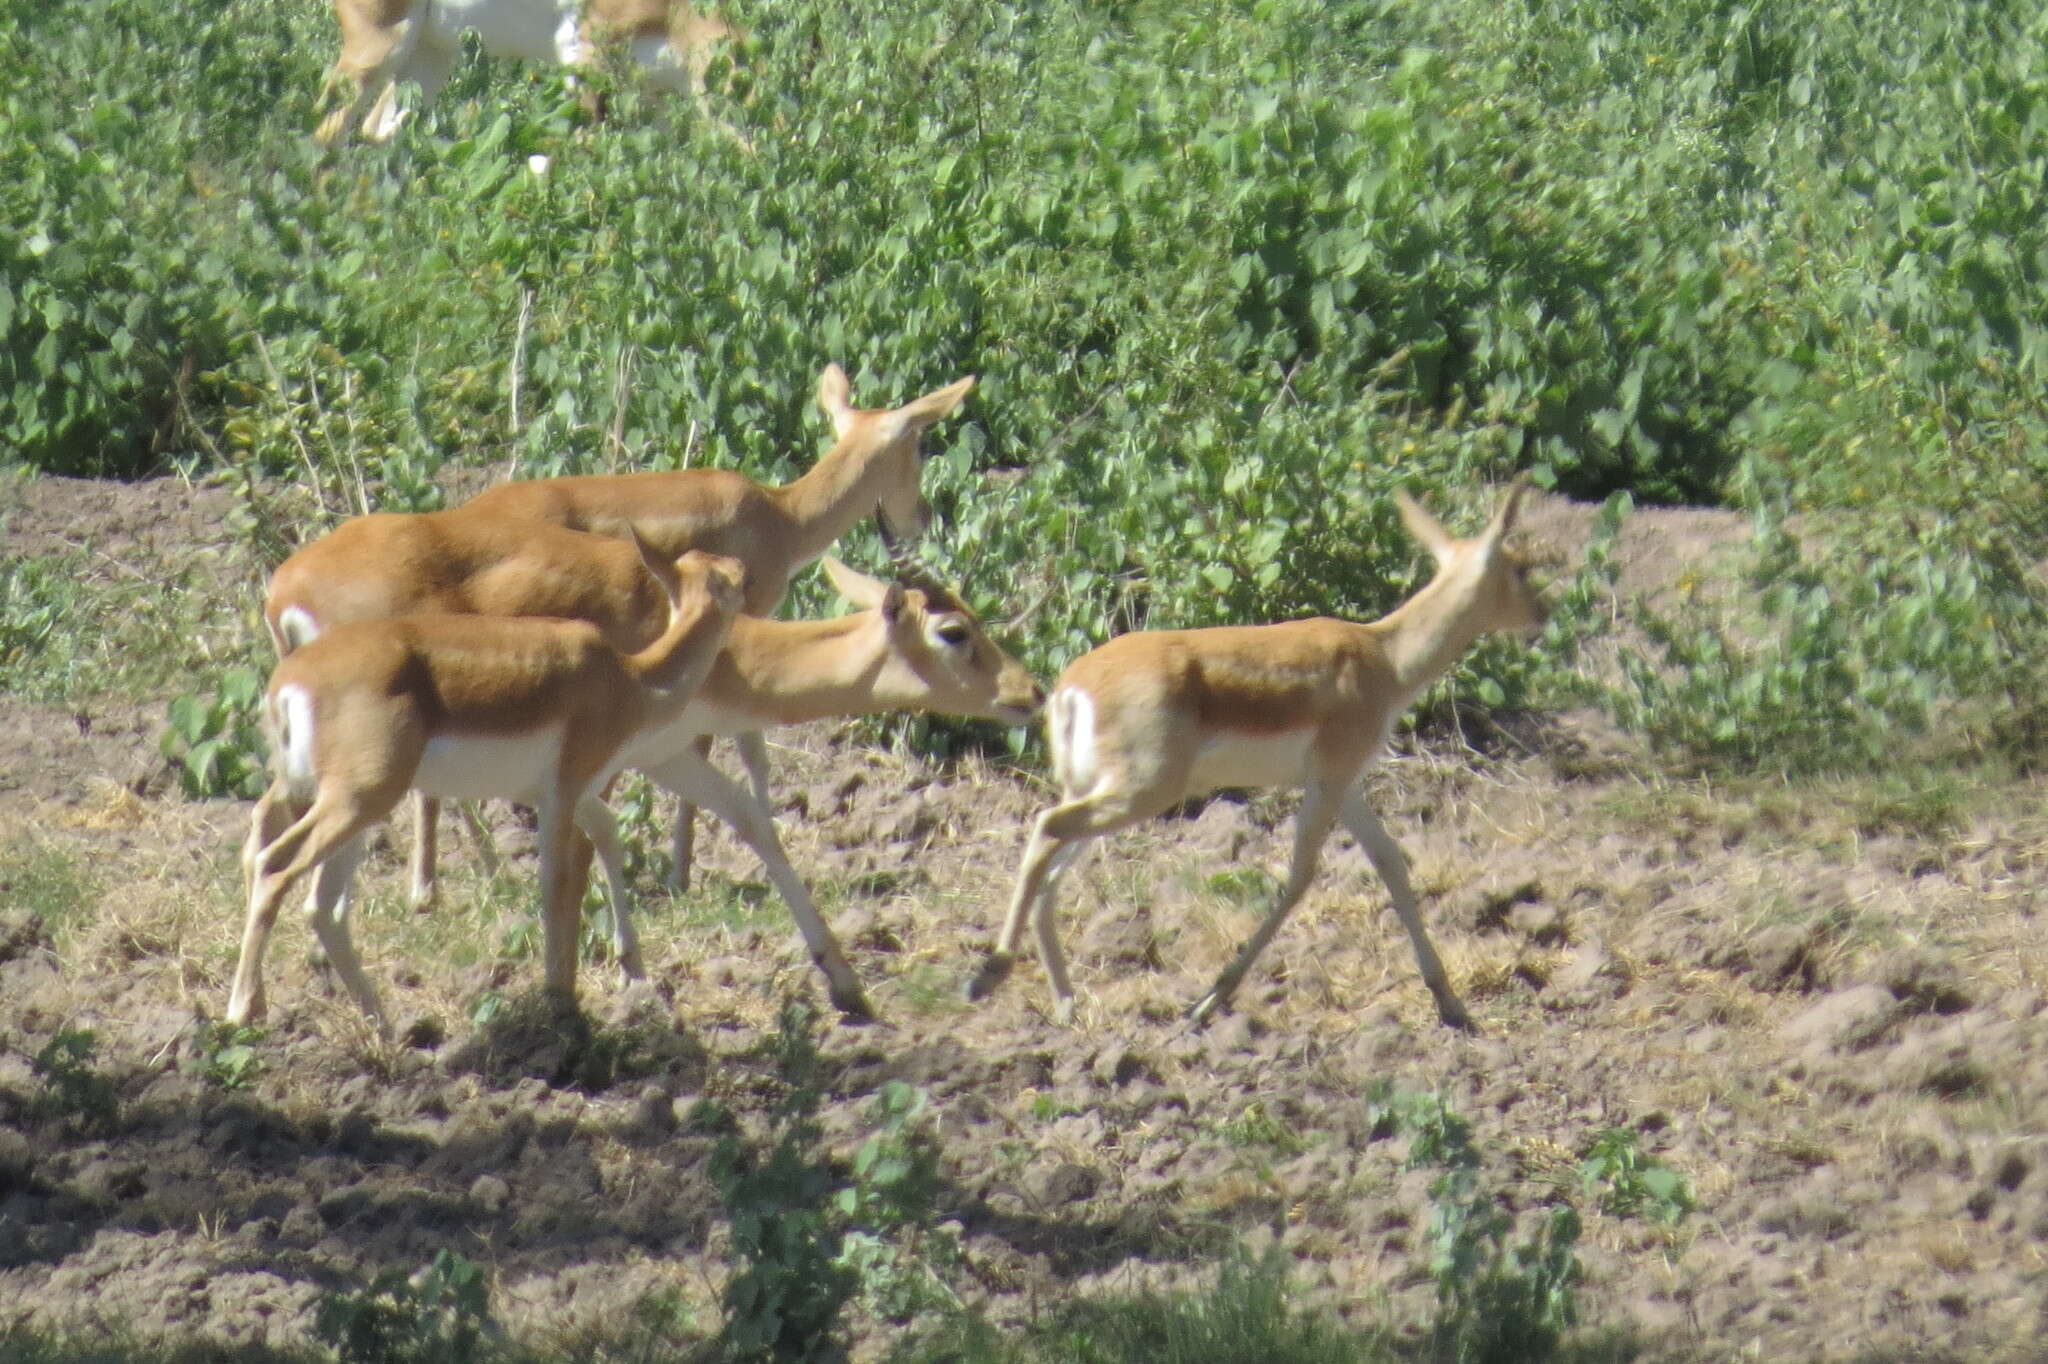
[229,550,743,1031]
[967,480,1550,1030]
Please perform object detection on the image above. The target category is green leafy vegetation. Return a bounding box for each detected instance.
[29,1027,120,1136]
[1578,1128,1695,1230]
[162,666,269,800]
[191,1021,268,1092]
[9,0,2045,775]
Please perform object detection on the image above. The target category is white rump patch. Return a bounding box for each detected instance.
[1048,687,1097,796]
[275,684,318,796]
[276,606,321,652]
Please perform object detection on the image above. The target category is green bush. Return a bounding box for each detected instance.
[7,0,2048,768]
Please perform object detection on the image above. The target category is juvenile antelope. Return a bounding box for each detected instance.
[965,478,1546,1030]
[265,362,977,899]
[562,557,1045,1018]
[316,0,745,145]
[229,544,744,1032]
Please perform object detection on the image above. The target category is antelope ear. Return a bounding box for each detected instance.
[630,526,680,603]
[894,374,976,432]
[821,555,887,609]
[818,363,855,434]
[1487,474,1533,541]
[1394,489,1456,562]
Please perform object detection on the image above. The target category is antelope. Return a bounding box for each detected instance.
[264,362,977,901]
[451,362,977,892]
[559,556,1045,1019]
[316,0,746,145]
[964,478,1547,1030]
[228,543,745,1033]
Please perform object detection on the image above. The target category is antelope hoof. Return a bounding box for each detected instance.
[962,953,1013,1003]
[1186,991,1226,1029]
[831,987,875,1024]
[1050,996,1076,1028]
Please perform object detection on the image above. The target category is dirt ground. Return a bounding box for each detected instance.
[2,474,2045,1360]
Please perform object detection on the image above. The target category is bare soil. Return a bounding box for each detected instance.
[2,474,2045,1360]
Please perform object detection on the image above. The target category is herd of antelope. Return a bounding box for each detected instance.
[234,1,1558,1038]
[230,359,1549,1038]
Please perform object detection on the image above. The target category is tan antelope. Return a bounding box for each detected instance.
[558,557,1044,1019]
[270,526,1040,1019]
[316,0,746,145]
[451,362,977,891]
[265,362,977,901]
[229,543,745,1033]
[964,478,1547,1030]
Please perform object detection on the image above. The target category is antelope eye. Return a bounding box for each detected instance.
[934,620,971,647]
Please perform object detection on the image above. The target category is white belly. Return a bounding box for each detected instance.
[613,702,722,771]
[1184,728,1316,795]
[412,726,568,804]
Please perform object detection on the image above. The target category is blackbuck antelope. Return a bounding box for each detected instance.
[965,478,1548,1030]
[316,0,745,145]
[559,557,1044,1019]
[454,362,977,891]
[229,544,745,1033]
[265,362,977,900]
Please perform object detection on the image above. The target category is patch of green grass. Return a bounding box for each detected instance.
[0,552,257,706]
[1216,1101,1309,1157]
[889,961,969,1018]
[889,1252,1392,1364]
[0,837,98,937]
[663,873,781,936]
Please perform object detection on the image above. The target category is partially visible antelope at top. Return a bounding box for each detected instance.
[965,477,1550,1031]
[231,542,745,1034]
[316,0,747,145]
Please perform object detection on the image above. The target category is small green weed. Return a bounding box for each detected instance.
[0,838,96,935]
[30,1028,120,1135]
[1205,866,1279,905]
[1219,1101,1308,1156]
[1367,1081,1582,1364]
[835,1081,960,1322]
[0,557,66,680]
[313,1249,495,1364]
[695,1000,859,1361]
[193,1021,267,1091]
[1578,1128,1694,1228]
[162,665,268,799]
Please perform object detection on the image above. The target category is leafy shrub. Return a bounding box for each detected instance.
[30,1027,119,1135]
[10,0,2048,769]
[313,1250,495,1364]
[161,666,268,800]
[1578,1128,1695,1229]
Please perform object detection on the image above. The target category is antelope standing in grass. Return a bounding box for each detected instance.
[965,478,1547,1030]
[268,527,1039,1020]
[316,0,746,145]
[266,362,977,904]
[230,543,744,1033]
[558,557,1042,1018]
